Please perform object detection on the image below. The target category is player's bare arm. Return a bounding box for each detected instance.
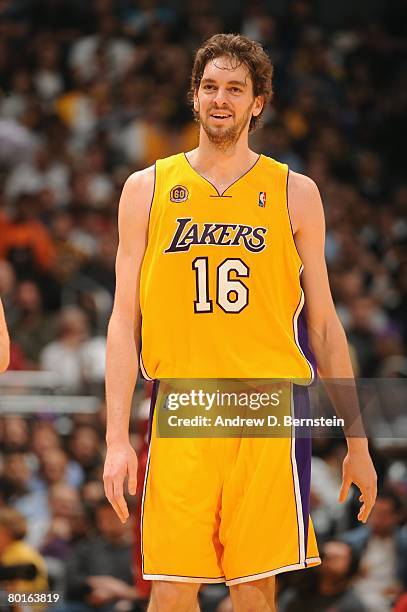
[104,166,155,523]
[0,298,10,372]
[288,170,377,523]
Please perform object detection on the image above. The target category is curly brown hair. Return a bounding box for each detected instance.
[189,33,274,132]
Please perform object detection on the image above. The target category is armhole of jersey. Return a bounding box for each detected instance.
[139,350,154,381]
[285,166,316,383]
[139,162,160,383]
[146,160,161,244]
[285,167,304,271]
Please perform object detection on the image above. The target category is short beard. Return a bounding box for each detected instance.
[199,103,254,151]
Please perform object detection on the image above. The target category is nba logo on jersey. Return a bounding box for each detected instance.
[259,191,267,207]
[170,185,189,203]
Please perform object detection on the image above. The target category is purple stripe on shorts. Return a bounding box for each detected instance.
[294,282,315,559]
[293,384,312,558]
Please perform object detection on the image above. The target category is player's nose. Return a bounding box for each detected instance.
[213,87,228,106]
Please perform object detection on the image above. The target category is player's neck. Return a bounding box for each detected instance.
[187,135,258,186]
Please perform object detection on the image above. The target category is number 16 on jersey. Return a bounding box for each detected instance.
[192,257,250,314]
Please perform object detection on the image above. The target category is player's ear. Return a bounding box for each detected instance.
[252,95,264,118]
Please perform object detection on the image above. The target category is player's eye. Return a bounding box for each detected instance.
[203,84,215,90]
[230,87,242,93]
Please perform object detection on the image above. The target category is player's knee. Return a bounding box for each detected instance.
[150,581,200,611]
[230,577,276,610]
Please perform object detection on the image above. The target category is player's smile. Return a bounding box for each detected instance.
[209,113,233,122]
[208,106,234,122]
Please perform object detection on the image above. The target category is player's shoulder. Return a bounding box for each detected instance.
[260,155,317,194]
[125,164,156,192]
[118,164,156,229]
[288,169,321,200]
[287,170,324,233]
[128,154,184,187]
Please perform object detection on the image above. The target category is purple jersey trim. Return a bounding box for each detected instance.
[147,379,159,443]
[297,302,317,378]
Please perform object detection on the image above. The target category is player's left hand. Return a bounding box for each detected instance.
[338,446,377,523]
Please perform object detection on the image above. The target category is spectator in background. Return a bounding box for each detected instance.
[30,420,63,459]
[11,280,57,366]
[0,263,28,368]
[81,480,105,510]
[32,447,84,492]
[49,210,87,290]
[80,231,117,300]
[40,307,94,391]
[30,421,85,491]
[342,491,407,612]
[278,539,366,612]
[68,425,103,480]
[0,297,10,371]
[5,143,71,209]
[0,68,33,123]
[68,12,135,84]
[38,483,85,592]
[59,499,139,612]
[2,451,50,549]
[2,416,29,452]
[0,192,55,277]
[30,420,90,486]
[40,483,82,562]
[0,506,48,595]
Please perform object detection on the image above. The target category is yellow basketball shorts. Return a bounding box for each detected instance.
[141,382,320,585]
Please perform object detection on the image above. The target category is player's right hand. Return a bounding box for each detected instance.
[103,441,138,523]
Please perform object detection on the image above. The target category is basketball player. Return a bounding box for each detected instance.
[104,34,377,611]
[0,297,9,372]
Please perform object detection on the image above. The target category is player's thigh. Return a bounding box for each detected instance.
[229,576,276,612]
[149,580,201,611]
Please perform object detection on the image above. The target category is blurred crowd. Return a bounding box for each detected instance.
[0,0,406,610]
[0,409,151,610]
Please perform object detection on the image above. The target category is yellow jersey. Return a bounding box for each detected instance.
[139,152,314,380]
